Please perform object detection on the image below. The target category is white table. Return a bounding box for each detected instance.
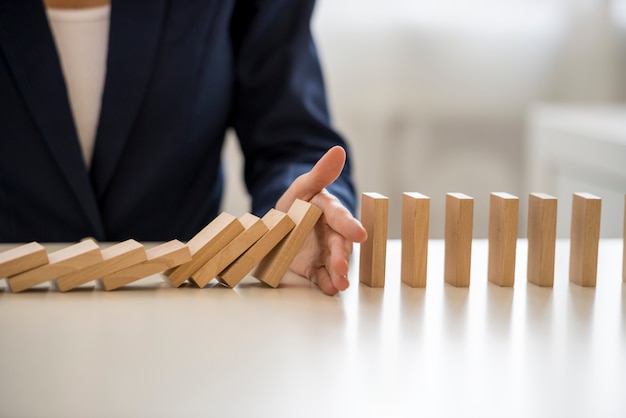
[0,239,624,418]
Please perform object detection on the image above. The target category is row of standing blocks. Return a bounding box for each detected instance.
[360,192,622,288]
[0,200,323,293]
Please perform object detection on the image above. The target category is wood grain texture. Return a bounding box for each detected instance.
[444,193,474,287]
[166,212,243,287]
[253,199,322,288]
[488,192,519,287]
[359,192,389,288]
[7,240,102,293]
[401,192,429,288]
[0,242,48,278]
[527,193,557,287]
[219,209,295,288]
[100,240,191,291]
[56,240,147,292]
[569,193,602,287]
[190,213,269,288]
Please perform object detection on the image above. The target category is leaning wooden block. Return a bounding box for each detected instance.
[359,192,389,288]
[100,240,191,291]
[0,242,48,278]
[219,209,295,288]
[7,240,102,293]
[165,212,244,287]
[488,192,519,287]
[190,213,269,288]
[527,193,557,287]
[444,193,474,287]
[254,199,322,288]
[401,193,429,288]
[569,193,601,287]
[56,240,147,292]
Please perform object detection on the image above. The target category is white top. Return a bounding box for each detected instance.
[46,5,111,169]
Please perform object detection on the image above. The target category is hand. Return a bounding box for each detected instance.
[275,146,367,295]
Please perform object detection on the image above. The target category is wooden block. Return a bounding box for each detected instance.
[100,240,191,291]
[253,199,322,288]
[165,212,244,287]
[401,192,430,287]
[0,242,48,278]
[7,240,102,293]
[569,193,601,287]
[190,214,269,288]
[56,240,147,292]
[527,193,557,287]
[218,209,295,288]
[359,192,389,288]
[488,192,519,287]
[444,193,474,287]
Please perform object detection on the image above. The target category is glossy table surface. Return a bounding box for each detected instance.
[1,239,624,418]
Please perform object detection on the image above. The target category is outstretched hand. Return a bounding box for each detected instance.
[275,146,367,295]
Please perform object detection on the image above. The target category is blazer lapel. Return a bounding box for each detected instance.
[90,0,168,198]
[0,0,105,237]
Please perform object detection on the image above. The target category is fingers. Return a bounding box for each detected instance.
[311,191,367,244]
[276,146,347,211]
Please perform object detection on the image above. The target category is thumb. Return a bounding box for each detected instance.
[276,146,347,211]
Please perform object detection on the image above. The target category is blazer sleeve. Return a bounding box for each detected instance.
[229,0,357,217]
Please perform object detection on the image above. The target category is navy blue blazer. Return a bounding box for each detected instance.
[0,0,356,243]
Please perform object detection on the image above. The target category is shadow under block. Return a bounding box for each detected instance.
[527,193,557,287]
[166,212,244,287]
[487,192,519,287]
[444,193,474,287]
[401,192,430,288]
[0,242,48,278]
[253,199,322,288]
[569,193,602,287]
[218,209,295,288]
[190,213,269,288]
[7,240,102,293]
[359,193,389,288]
[56,240,147,292]
[100,240,191,291]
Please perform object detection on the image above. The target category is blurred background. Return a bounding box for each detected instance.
[223,0,626,239]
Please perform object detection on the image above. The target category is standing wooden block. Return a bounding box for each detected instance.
[0,242,48,278]
[7,240,102,293]
[444,193,474,287]
[401,192,430,287]
[218,209,295,288]
[527,193,557,287]
[100,240,191,291]
[56,240,147,292]
[190,214,269,288]
[488,192,519,287]
[359,192,389,288]
[569,193,602,287]
[254,199,322,288]
[165,212,244,287]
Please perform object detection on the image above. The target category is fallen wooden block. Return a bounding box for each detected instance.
[218,209,295,288]
[401,192,430,288]
[56,240,147,292]
[359,192,389,288]
[7,240,102,293]
[100,240,191,291]
[488,192,519,287]
[527,193,557,287]
[253,199,322,288]
[190,214,269,288]
[0,242,48,278]
[165,212,244,287]
[569,193,602,287]
[444,193,474,287]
